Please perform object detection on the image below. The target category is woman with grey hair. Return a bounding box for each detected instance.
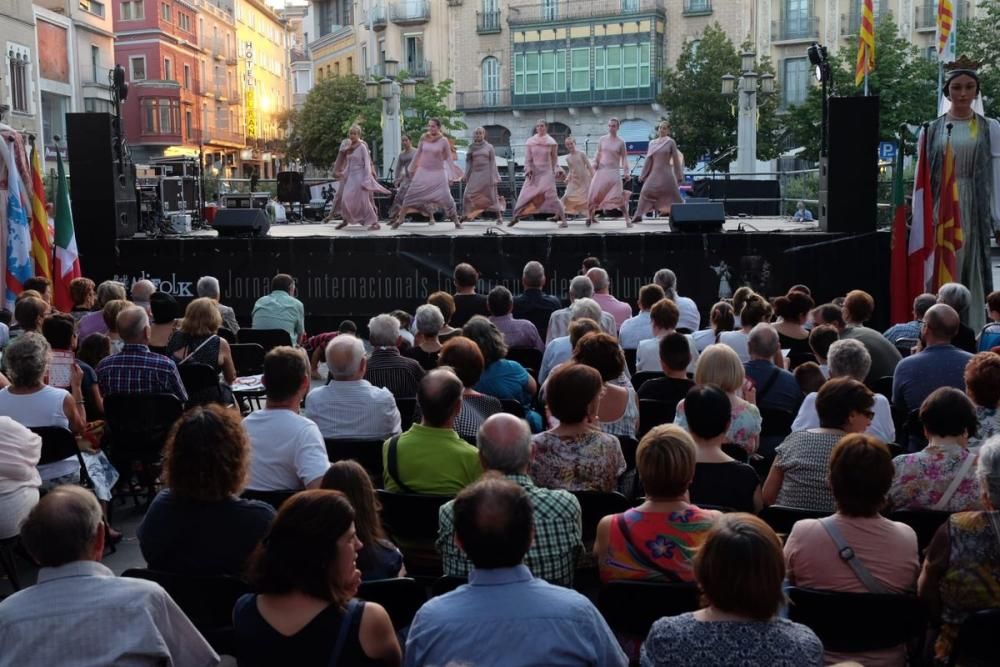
[462,315,541,431]
[919,434,1000,662]
[78,280,127,339]
[790,339,896,443]
[937,282,978,353]
[403,304,445,371]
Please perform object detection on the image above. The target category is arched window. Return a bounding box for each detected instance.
[548,121,572,155]
[484,124,511,156]
[482,57,500,106]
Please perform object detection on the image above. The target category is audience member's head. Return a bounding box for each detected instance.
[522,261,546,289]
[262,347,309,403]
[568,275,595,301]
[164,404,250,501]
[912,292,938,321]
[326,335,366,381]
[585,268,610,293]
[130,279,157,306]
[413,304,444,339]
[338,320,358,335]
[453,263,479,290]
[829,434,893,517]
[438,336,484,388]
[732,287,755,317]
[453,474,533,569]
[270,273,295,295]
[569,297,602,323]
[747,323,780,361]
[653,268,679,301]
[477,413,532,475]
[20,485,104,567]
[695,344,745,394]
[809,324,840,362]
[196,276,222,301]
[463,315,508,365]
[683,385,731,441]
[23,276,52,303]
[580,256,601,273]
[812,303,846,330]
[923,303,960,344]
[179,297,223,337]
[68,277,96,310]
[976,436,1000,508]
[117,306,150,344]
[794,361,826,395]
[815,377,875,431]
[102,299,130,334]
[390,310,412,333]
[638,284,666,312]
[937,282,971,316]
[709,301,735,334]
[827,338,871,382]
[149,291,179,325]
[965,352,1000,409]
[368,313,401,347]
[637,424,696,499]
[4,332,49,388]
[321,461,388,573]
[920,387,979,441]
[572,332,625,382]
[739,296,771,328]
[988,291,1000,320]
[789,284,812,296]
[843,290,875,324]
[14,295,47,331]
[77,333,111,369]
[427,291,456,325]
[418,368,464,427]
[546,363,603,425]
[650,298,680,333]
[41,313,76,351]
[659,331,692,373]
[487,286,514,317]
[773,289,814,325]
[568,318,601,348]
[95,280,127,309]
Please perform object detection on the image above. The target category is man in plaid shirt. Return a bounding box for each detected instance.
[437,413,582,586]
[97,306,188,401]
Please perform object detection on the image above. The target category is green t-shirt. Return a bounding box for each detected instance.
[382,424,483,495]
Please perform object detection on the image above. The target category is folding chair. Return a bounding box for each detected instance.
[376,490,453,577]
[888,509,951,554]
[32,426,93,489]
[948,608,1000,667]
[498,399,525,418]
[395,397,417,431]
[630,371,664,393]
[237,328,291,352]
[104,394,184,506]
[597,580,700,638]
[178,363,225,407]
[505,348,543,379]
[357,578,427,630]
[638,399,675,439]
[240,489,298,510]
[759,505,832,536]
[430,575,468,598]
[572,490,631,546]
[324,439,385,486]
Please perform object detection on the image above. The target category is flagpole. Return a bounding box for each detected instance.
[937,60,943,112]
[864,70,869,97]
[51,136,59,275]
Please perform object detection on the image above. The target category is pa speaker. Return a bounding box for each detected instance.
[671,202,725,233]
[821,96,879,234]
[277,171,308,204]
[214,208,270,238]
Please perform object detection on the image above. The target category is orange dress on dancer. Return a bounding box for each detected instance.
[587,135,630,218]
[395,134,460,222]
[632,136,684,223]
[462,140,503,220]
[561,150,594,216]
[331,140,389,227]
[512,134,565,221]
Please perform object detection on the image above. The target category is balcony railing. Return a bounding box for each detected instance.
[841,8,891,36]
[402,60,431,79]
[205,127,245,145]
[457,89,512,111]
[367,63,387,78]
[457,85,658,111]
[477,10,502,33]
[914,3,936,28]
[390,0,430,24]
[507,0,665,25]
[771,16,820,42]
[682,0,712,16]
[368,4,387,29]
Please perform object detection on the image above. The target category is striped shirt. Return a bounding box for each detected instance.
[304,379,401,440]
[490,314,544,352]
[96,343,188,401]
[364,347,425,398]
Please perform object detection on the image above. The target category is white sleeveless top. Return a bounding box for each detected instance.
[0,386,75,480]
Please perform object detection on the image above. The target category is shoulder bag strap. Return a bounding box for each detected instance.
[386,434,414,494]
[819,516,888,594]
[756,366,782,402]
[614,513,683,582]
[932,450,978,511]
[328,599,361,667]
[178,335,218,365]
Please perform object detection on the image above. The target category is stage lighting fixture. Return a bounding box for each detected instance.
[807,43,830,82]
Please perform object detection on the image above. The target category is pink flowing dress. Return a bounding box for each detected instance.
[398,134,459,219]
[587,135,629,214]
[633,136,684,219]
[332,140,390,227]
[561,150,593,215]
[388,147,416,218]
[513,134,564,218]
[462,140,503,219]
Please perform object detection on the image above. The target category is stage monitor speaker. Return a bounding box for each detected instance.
[213,208,270,238]
[670,202,725,233]
[821,96,879,234]
[277,171,308,204]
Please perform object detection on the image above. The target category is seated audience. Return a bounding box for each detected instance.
[546,275,617,342]
[653,268,700,333]
[744,323,804,414]
[641,514,823,667]
[234,490,401,666]
[595,425,720,581]
[487,285,544,352]
[130,279,156,314]
[437,414,583,586]
[78,280,126,339]
[243,347,329,492]
[636,298,699,374]
[675,344,762,455]
[101,299,130,354]
[389,310,414,346]
[587,267,632,329]
[692,302,735,353]
[764,378,875,512]
[138,405,275,576]
[43,313,103,420]
[0,486,219,665]
[812,302,846,330]
[773,289,815,367]
[304,320,357,379]
[148,291,179,351]
[793,339,896,444]
[382,368,483,494]
[406,476,626,667]
[14,295,47,337]
[966,352,1000,448]
[884,292,937,344]
[978,290,1000,351]
[435,336,502,444]
[364,313,425,397]
[197,275,240,333]
[719,295,770,362]
[166,297,237,385]
[919,435,1000,663]
[637,332,695,405]
[427,291,462,341]
[841,290,902,384]
[67,277,96,321]
[0,417,41,540]
[305,335,401,440]
[937,282,978,353]
[251,273,305,346]
[451,262,489,328]
[97,307,188,401]
[322,461,405,581]
[512,260,562,339]
[618,283,665,350]
[794,361,826,395]
[572,332,638,439]
[77,333,112,380]
[889,387,982,512]
[539,297,604,383]
[808,324,839,378]
[531,364,626,492]
[685,386,762,513]
[785,434,919,667]
[464,315,540,431]
[402,303,444,370]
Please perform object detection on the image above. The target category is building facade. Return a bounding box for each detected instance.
[1,0,42,141]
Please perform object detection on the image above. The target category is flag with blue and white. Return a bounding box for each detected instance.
[1,138,34,309]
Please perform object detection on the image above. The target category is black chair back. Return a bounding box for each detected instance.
[498,398,525,418]
[787,587,925,653]
[617,436,639,471]
[430,575,468,598]
[357,578,427,631]
[638,399,676,439]
[241,489,298,510]
[325,439,385,485]
[216,327,237,344]
[597,581,700,637]
[759,408,795,439]
[895,338,919,359]
[949,608,1000,667]
[904,408,927,451]
[178,362,224,406]
[376,490,453,542]
[788,351,817,370]
[122,568,251,655]
[759,505,832,536]
[395,397,417,431]
[721,443,749,462]
[868,375,894,400]
[237,328,291,352]
[103,393,184,469]
[572,490,631,545]
[630,371,664,393]
[230,343,266,377]
[888,509,951,554]
[624,349,638,377]
[32,426,88,470]
[505,348,543,378]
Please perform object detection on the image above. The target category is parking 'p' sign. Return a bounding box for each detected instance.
[878,141,897,161]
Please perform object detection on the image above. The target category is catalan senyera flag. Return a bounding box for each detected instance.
[937,0,955,59]
[28,143,52,282]
[910,128,934,295]
[932,131,963,292]
[855,0,875,87]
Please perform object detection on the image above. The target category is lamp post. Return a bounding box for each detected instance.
[366,58,417,179]
[721,52,775,176]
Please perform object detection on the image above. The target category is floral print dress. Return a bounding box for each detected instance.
[970,406,1000,449]
[888,442,983,512]
[674,396,761,454]
[529,430,626,492]
[599,507,720,583]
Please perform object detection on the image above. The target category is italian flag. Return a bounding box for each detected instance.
[52,147,80,313]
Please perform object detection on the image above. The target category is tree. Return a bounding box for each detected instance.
[399,77,466,142]
[784,13,937,161]
[956,0,999,118]
[283,75,376,170]
[658,24,782,171]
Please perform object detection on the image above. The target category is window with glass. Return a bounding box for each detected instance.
[130,55,145,81]
[404,34,424,73]
[140,98,179,134]
[783,57,809,106]
[179,13,189,31]
[514,53,524,94]
[524,52,538,93]
[163,58,172,81]
[542,0,558,21]
[570,47,589,91]
[481,56,499,105]
[784,0,811,37]
[183,64,190,89]
[161,2,171,21]
[120,0,143,19]
[594,43,650,91]
[515,50,566,96]
[621,0,639,11]
[84,98,113,113]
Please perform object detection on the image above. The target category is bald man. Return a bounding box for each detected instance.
[304,335,401,440]
[892,303,974,416]
[436,413,583,586]
[586,267,632,328]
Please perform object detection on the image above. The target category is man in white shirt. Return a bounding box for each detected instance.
[0,486,219,666]
[540,298,605,384]
[244,346,329,491]
[618,283,665,350]
[545,276,617,343]
[305,335,401,440]
[654,268,700,332]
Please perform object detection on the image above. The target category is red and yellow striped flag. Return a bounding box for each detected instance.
[937,0,955,57]
[932,132,963,291]
[28,143,52,281]
[855,0,875,86]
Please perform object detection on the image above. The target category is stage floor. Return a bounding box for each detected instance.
[151,215,819,239]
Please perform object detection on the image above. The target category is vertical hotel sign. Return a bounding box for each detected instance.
[244,40,257,139]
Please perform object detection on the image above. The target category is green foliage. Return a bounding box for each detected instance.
[283,75,377,170]
[781,172,819,215]
[658,24,782,171]
[399,78,467,144]
[956,0,1000,118]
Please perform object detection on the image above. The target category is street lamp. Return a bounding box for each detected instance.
[367,58,417,179]
[721,51,774,176]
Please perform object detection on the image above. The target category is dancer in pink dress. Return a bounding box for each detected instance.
[560,135,593,217]
[586,118,631,226]
[462,127,504,224]
[330,125,390,230]
[391,118,462,229]
[387,135,417,220]
[509,119,567,228]
[630,120,685,227]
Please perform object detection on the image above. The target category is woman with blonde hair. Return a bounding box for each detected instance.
[167,297,237,385]
[391,117,462,229]
[330,124,390,230]
[630,120,684,226]
[461,126,504,223]
[560,135,593,217]
[509,119,567,228]
[674,344,762,454]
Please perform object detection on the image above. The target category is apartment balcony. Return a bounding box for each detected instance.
[841,9,891,37]
[403,60,431,79]
[507,0,665,26]
[771,16,820,43]
[205,127,245,146]
[456,89,512,112]
[914,4,936,29]
[456,85,658,112]
[477,10,502,34]
[390,0,430,25]
[682,0,712,17]
[368,4,387,30]
[367,63,387,78]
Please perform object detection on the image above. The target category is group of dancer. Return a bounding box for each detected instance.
[324,116,685,231]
